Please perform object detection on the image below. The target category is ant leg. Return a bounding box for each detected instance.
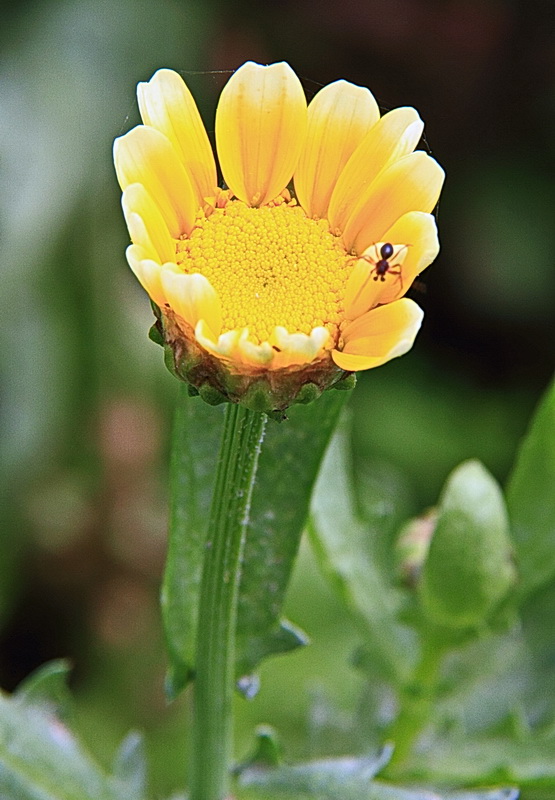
[347,255,382,311]
[388,265,404,292]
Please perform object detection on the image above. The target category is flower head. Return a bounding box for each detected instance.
[114,62,444,412]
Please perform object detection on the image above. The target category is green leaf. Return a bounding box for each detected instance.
[0,694,143,800]
[449,793,517,800]
[519,576,555,721]
[236,752,517,800]
[162,385,350,697]
[236,388,351,680]
[161,383,225,698]
[506,376,555,596]
[402,732,554,792]
[446,793,517,800]
[420,460,515,630]
[112,733,147,800]
[308,415,415,684]
[237,750,391,798]
[15,659,72,716]
[353,456,415,576]
[235,724,283,772]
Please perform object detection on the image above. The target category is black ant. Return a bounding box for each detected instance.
[358,242,408,291]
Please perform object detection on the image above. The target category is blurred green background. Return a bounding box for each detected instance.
[1,0,554,795]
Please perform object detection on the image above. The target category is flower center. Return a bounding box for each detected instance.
[176,200,352,345]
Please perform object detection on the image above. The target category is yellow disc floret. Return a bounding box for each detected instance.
[176,200,351,345]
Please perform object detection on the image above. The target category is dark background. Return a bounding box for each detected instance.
[1,0,553,793]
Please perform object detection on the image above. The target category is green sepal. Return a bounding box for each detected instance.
[295,382,321,405]
[420,460,516,631]
[163,341,181,381]
[147,321,164,346]
[332,372,357,391]
[155,309,351,413]
[242,379,281,412]
[198,382,228,406]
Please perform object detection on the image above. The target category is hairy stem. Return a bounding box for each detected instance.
[190,403,267,800]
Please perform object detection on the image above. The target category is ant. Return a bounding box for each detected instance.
[358,242,409,291]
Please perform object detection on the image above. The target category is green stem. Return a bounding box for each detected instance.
[384,637,443,773]
[190,403,267,800]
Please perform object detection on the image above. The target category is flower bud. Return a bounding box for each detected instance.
[420,460,516,629]
[395,509,438,587]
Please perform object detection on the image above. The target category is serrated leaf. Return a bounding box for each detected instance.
[112,732,147,799]
[308,416,415,683]
[161,384,225,697]
[235,724,283,772]
[353,457,415,575]
[402,732,554,792]
[519,577,555,722]
[426,627,533,735]
[235,388,351,679]
[15,660,72,716]
[236,752,517,800]
[506,376,555,596]
[237,749,392,797]
[447,793,517,800]
[0,694,140,800]
[420,460,515,630]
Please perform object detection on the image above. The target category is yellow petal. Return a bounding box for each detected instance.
[161,269,222,332]
[237,336,275,365]
[343,212,439,317]
[341,151,445,254]
[328,107,424,234]
[294,80,379,219]
[122,183,175,264]
[343,248,389,320]
[215,61,307,206]
[137,69,217,205]
[270,326,330,367]
[124,211,158,262]
[196,322,241,358]
[374,212,439,305]
[333,298,423,371]
[199,325,275,366]
[113,125,198,237]
[126,245,167,306]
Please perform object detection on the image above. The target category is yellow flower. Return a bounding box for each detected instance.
[114,61,444,410]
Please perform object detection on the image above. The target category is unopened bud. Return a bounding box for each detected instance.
[420,460,516,629]
[395,509,438,587]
